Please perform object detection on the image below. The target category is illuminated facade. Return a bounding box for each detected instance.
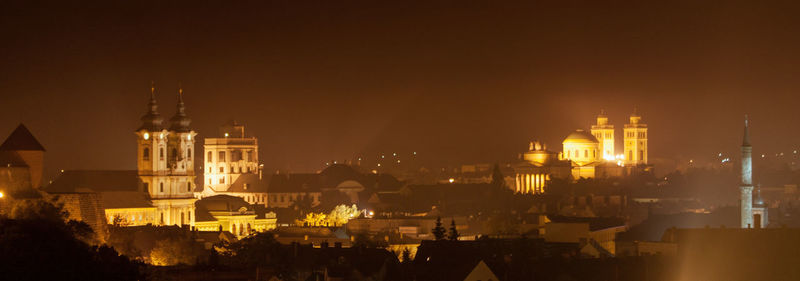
[560,129,601,179]
[740,116,768,228]
[512,110,649,194]
[623,111,648,165]
[135,86,197,226]
[198,121,267,206]
[194,195,276,238]
[590,111,615,160]
[512,141,572,194]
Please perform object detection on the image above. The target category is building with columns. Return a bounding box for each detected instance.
[511,110,649,194]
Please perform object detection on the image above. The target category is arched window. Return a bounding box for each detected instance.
[160,182,164,192]
[143,148,150,161]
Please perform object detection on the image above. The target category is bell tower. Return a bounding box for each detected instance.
[135,83,197,227]
[623,109,648,165]
[136,84,169,193]
[590,110,615,160]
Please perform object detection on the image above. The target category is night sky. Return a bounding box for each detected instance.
[2,1,800,181]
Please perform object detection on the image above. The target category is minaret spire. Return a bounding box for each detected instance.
[743,114,751,146]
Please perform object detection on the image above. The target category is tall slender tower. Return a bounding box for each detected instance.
[740,115,754,228]
[591,110,615,160]
[136,84,197,226]
[623,110,648,165]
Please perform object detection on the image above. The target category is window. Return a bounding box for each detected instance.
[160,148,165,160]
[640,150,644,160]
[247,151,253,161]
[584,150,588,158]
[628,150,633,160]
[160,213,164,225]
[181,213,185,226]
[160,183,164,192]
[219,151,226,162]
[187,182,192,192]
[219,167,225,173]
[574,150,579,158]
[208,179,212,185]
[187,148,192,159]
[207,151,213,162]
[143,148,150,161]
[209,167,212,173]
[219,177,225,184]
[232,150,242,161]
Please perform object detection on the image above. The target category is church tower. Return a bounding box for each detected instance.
[135,84,196,227]
[591,110,615,160]
[623,110,648,165]
[740,115,756,228]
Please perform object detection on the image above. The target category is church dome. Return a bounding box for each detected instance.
[563,129,599,144]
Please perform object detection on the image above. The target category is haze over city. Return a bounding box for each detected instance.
[3,1,800,179]
[4,1,800,280]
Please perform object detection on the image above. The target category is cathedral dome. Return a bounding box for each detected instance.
[563,129,599,144]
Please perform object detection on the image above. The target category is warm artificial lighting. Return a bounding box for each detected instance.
[159,133,164,139]
[0,192,4,198]
[224,133,229,137]
[187,135,191,140]
[448,178,455,183]
[143,132,150,140]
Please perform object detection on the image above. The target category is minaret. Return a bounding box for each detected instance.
[740,115,754,228]
[591,109,615,160]
[623,109,648,165]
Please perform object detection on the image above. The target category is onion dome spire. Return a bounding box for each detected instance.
[169,85,192,132]
[138,82,164,131]
[743,115,751,147]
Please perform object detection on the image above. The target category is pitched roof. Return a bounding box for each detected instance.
[0,124,45,151]
[0,151,29,167]
[100,191,153,209]
[227,173,269,193]
[195,195,256,222]
[44,170,140,193]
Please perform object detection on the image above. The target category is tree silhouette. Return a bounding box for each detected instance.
[432,216,446,241]
[491,163,506,188]
[448,219,459,241]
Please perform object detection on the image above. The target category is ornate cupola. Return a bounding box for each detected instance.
[139,84,164,131]
[169,87,192,132]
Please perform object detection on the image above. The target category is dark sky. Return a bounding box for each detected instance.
[2,0,800,180]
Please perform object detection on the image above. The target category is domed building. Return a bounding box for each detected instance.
[511,110,650,194]
[560,129,601,179]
